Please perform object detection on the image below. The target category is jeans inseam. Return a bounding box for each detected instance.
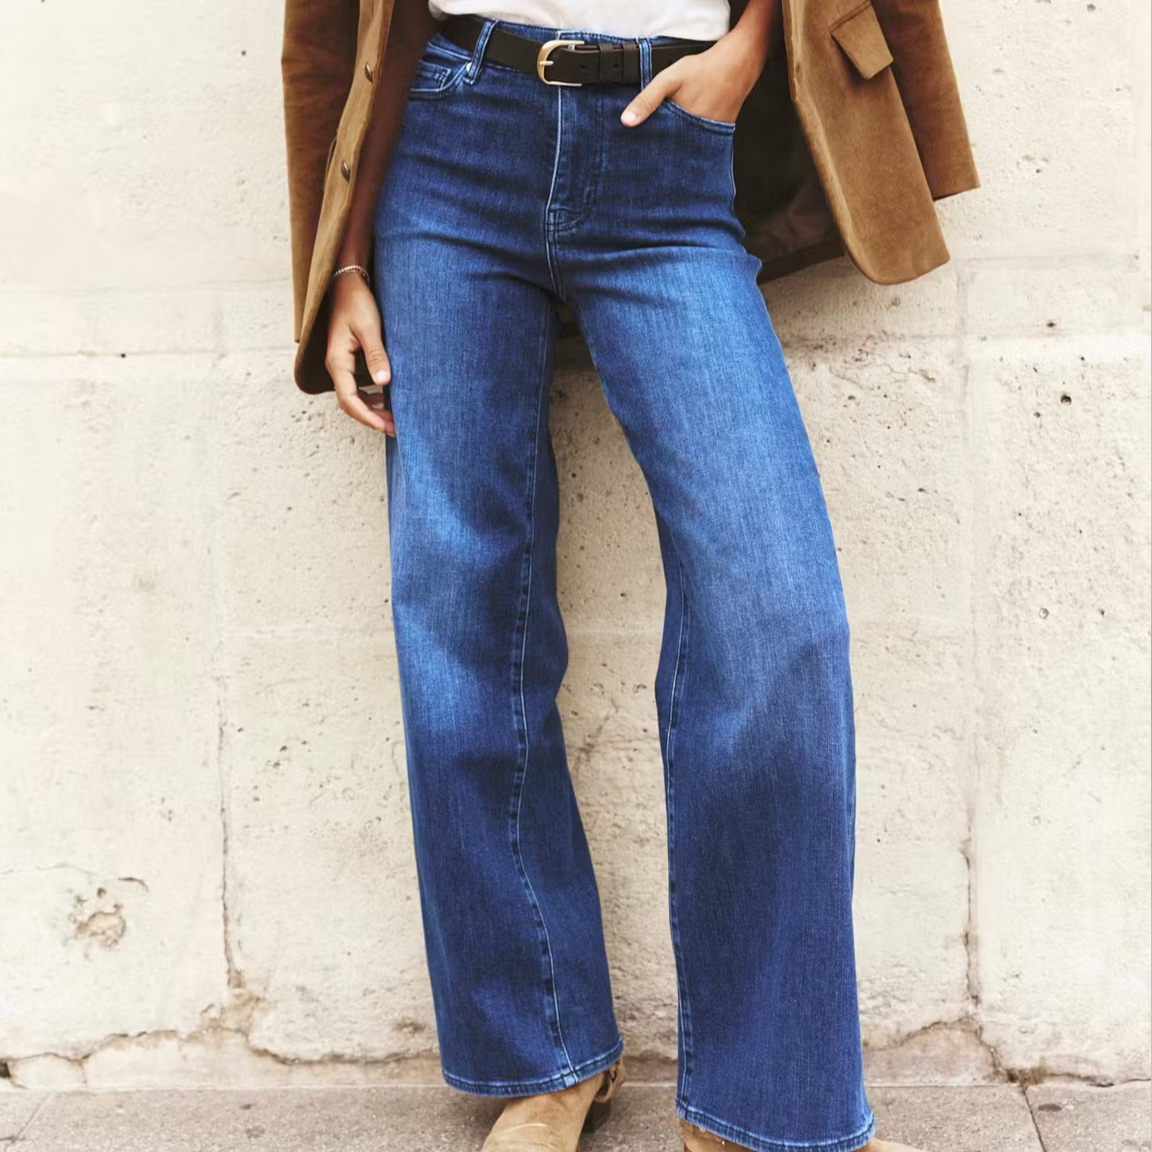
[664,539,695,1105]
[566,289,695,1095]
[507,300,575,1081]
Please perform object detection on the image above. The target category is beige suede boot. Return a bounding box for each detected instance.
[680,1118,928,1152]
[480,1058,624,1151]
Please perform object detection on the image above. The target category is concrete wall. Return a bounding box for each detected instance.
[1,0,1148,1092]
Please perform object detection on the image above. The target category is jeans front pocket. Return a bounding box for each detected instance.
[646,96,740,230]
[661,96,737,135]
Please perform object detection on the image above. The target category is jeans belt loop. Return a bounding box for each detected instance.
[465,17,497,85]
[638,38,654,89]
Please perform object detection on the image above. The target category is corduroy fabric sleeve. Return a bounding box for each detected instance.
[282,0,360,342]
[869,0,980,199]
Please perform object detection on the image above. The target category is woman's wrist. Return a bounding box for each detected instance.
[730,0,777,73]
[336,223,372,271]
[726,21,771,81]
[336,245,370,270]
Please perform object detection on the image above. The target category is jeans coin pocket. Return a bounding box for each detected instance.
[409,34,471,97]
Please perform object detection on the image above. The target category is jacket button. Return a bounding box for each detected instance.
[340,160,351,181]
[364,62,374,82]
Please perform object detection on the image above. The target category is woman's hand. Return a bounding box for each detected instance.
[620,11,775,128]
[325,271,396,437]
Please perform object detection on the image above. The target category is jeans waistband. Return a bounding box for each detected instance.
[457,14,714,48]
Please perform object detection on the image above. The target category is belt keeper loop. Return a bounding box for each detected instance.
[596,42,615,84]
[465,18,497,83]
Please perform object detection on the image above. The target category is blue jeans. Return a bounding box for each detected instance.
[373,18,875,1152]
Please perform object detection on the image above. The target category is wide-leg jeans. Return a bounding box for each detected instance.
[373,18,876,1152]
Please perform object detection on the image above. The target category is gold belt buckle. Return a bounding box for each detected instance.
[537,39,585,86]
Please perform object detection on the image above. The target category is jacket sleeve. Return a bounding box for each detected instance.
[869,0,980,198]
[282,0,361,342]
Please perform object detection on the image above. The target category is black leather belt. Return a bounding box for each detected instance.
[440,14,717,87]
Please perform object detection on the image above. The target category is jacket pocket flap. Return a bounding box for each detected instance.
[831,2,894,80]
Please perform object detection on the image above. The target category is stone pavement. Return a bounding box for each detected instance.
[0,1080,1147,1152]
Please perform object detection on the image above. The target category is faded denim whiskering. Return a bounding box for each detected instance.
[372,19,876,1152]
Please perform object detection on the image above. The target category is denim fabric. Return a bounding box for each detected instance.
[372,19,875,1152]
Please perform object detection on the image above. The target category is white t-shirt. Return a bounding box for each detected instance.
[427,1,731,40]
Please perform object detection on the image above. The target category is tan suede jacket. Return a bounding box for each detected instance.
[282,0,979,394]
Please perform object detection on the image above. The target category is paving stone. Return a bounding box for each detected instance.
[13,1084,1066,1152]
[0,1091,48,1140]
[1027,1081,1151,1152]
[20,1087,500,1152]
[581,1085,680,1150]
[866,1085,1043,1151]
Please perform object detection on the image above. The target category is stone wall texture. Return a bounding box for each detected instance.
[1,0,1149,1091]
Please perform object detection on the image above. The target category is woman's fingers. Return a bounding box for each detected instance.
[620,67,677,126]
[326,329,392,435]
[357,305,393,387]
[349,308,396,436]
[620,36,757,128]
[325,275,396,436]
[362,382,396,436]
